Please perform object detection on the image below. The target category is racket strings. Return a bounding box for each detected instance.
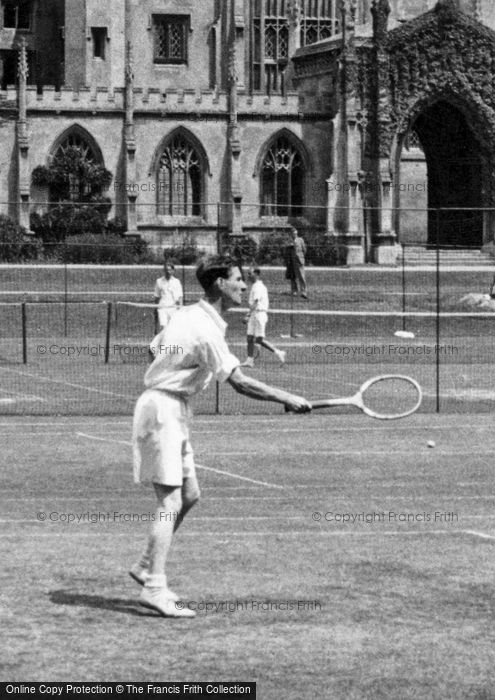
[361,377,421,419]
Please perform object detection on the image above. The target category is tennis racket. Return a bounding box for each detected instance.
[301,374,422,420]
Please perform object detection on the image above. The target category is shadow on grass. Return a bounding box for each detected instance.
[49,589,156,618]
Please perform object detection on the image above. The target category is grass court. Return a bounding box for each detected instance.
[2,264,495,697]
[1,413,495,698]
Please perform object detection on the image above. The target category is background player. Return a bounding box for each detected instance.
[241,267,286,368]
[131,255,310,618]
[154,260,183,330]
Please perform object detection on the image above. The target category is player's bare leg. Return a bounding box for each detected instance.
[138,484,195,617]
[174,475,201,533]
[256,337,286,365]
[132,475,200,580]
[241,334,256,367]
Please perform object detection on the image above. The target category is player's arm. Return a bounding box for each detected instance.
[228,367,310,413]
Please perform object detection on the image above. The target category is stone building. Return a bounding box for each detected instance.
[2,0,495,262]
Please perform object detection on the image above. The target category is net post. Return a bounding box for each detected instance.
[21,302,27,364]
[181,228,186,304]
[435,209,440,413]
[154,306,159,336]
[104,301,112,364]
[215,380,220,414]
[216,202,220,254]
[401,243,406,332]
[63,238,68,337]
[289,288,295,338]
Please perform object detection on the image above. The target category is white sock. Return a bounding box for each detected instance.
[144,574,167,591]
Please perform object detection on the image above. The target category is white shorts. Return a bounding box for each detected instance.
[132,389,195,487]
[247,311,268,338]
[158,306,177,328]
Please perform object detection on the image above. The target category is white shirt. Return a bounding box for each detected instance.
[248,280,269,313]
[154,276,183,308]
[146,299,240,397]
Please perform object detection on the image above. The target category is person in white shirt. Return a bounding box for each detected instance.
[130,255,311,618]
[241,267,286,368]
[154,261,183,329]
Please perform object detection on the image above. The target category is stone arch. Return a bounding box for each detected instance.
[49,124,105,164]
[391,94,495,246]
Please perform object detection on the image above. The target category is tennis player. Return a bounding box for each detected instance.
[241,267,286,368]
[154,261,183,329]
[131,255,310,618]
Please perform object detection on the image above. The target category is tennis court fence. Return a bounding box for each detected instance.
[1,295,495,416]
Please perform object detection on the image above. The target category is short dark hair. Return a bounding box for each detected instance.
[251,267,261,276]
[196,255,237,292]
[163,260,175,269]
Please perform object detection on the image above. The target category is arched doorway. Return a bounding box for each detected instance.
[412,100,483,247]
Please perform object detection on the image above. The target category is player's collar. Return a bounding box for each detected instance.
[198,298,227,333]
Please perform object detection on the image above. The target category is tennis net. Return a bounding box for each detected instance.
[1,300,495,415]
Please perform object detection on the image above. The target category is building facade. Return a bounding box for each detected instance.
[2,0,495,261]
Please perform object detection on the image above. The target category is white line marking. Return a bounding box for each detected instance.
[0,367,136,400]
[195,464,284,489]
[0,527,471,537]
[462,530,495,541]
[76,432,285,489]
[1,420,494,432]
[76,431,132,447]
[207,450,495,456]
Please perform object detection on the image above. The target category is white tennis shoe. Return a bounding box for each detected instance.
[139,588,195,618]
[240,357,254,368]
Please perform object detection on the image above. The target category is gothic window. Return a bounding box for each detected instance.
[3,1,31,30]
[153,15,189,64]
[260,135,304,217]
[252,0,289,94]
[404,129,423,152]
[157,134,203,217]
[300,1,339,46]
[53,132,99,202]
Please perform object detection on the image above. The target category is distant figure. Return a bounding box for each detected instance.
[154,261,183,329]
[285,227,307,299]
[241,267,286,368]
[490,274,495,299]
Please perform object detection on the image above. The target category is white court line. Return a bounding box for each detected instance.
[0,367,136,400]
[76,432,132,447]
[0,420,494,433]
[207,450,495,456]
[462,530,495,541]
[76,432,285,489]
[0,527,476,538]
[0,388,45,402]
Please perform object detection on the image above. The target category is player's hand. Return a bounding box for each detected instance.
[242,315,250,325]
[284,395,312,413]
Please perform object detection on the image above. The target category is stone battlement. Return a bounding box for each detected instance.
[0,85,328,116]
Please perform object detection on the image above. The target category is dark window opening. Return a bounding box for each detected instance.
[153,15,189,64]
[91,27,107,60]
[4,1,31,30]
